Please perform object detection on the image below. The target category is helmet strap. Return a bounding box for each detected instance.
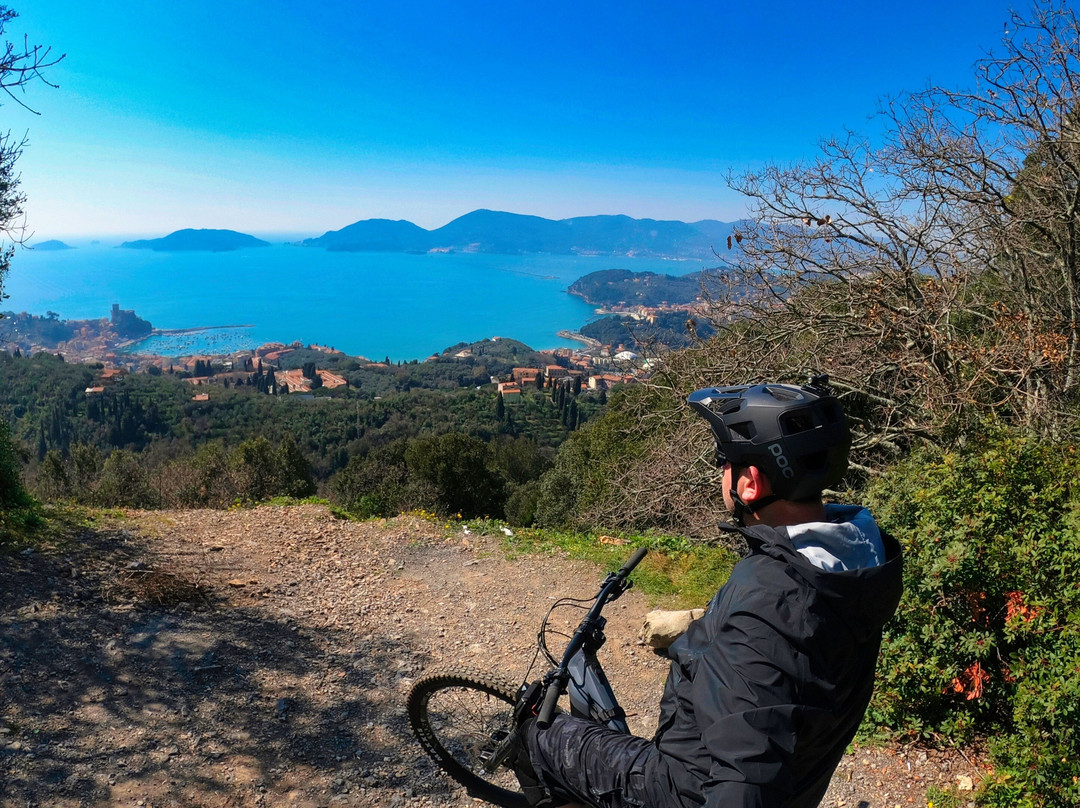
[729,489,751,527]
[729,489,780,527]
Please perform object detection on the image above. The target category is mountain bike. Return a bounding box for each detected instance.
[406,547,648,807]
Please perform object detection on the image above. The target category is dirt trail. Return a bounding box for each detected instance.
[0,505,985,807]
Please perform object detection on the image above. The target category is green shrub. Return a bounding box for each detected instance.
[330,439,432,518]
[275,433,316,499]
[866,434,1080,807]
[533,400,647,530]
[69,443,102,501]
[0,421,33,510]
[504,479,542,526]
[37,448,71,500]
[0,420,39,543]
[159,442,236,507]
[31,443,102,505]
[405,432,506,518]
[97,449,160,509]
[230,436,280,502]
[226,435,317,504]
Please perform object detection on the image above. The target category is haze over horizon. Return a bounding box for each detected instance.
[11,0,1017,239]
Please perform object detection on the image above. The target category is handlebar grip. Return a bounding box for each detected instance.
[618,547,648,577]
[536,683,561,729]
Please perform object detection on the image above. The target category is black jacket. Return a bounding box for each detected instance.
[649,518,903,807]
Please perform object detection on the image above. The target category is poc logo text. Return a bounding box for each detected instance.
[769,443,795,478]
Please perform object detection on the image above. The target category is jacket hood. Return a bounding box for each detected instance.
[722,508,903,641]
[785,504,885,572]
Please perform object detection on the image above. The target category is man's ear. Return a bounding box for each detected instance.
[740,465,773,504]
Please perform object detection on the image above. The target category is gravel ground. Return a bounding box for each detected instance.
[0,505,987,807]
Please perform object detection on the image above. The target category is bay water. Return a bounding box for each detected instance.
[5,241,707,361]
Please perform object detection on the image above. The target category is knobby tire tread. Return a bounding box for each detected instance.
[407,665,528,808]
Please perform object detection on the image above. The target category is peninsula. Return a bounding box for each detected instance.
[567,268,719,308]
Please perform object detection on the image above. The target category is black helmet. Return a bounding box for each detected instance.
[687,376,851,501]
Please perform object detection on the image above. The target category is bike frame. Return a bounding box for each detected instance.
[478,548,646,780]
[536,546,646,730]
[566,643,630,733]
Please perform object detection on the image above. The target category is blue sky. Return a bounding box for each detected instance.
[7,0,1018,238]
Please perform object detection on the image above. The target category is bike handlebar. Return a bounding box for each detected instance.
[536,680,562,728]
[618,546,648,578]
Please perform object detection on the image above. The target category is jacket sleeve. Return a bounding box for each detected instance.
[690,604,803,807]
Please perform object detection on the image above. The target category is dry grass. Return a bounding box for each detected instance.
[108,566,211,607]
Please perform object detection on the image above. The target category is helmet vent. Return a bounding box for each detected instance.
[728,420,756,440]
[779,410,817,435]
[765,386,803,402]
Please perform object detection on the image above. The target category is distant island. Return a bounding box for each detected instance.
[303,209,736,259]
[121,229,271,252]
[32,239,74,251]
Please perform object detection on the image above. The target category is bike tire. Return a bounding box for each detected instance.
[407,665,528,808]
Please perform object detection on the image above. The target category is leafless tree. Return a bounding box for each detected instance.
[0,5,63,315]
[709,0,1080,449]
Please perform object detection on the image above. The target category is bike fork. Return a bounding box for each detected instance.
[478,725,520,776]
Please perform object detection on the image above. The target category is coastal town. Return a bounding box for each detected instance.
[0,304,652,402]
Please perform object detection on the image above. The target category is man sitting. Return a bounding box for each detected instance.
[517,378,903,807]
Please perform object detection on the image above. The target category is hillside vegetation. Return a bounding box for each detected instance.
[0,340,602,526]
[580,311,716,351]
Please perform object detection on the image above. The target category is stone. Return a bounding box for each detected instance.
[639,609,705,650]
[275,698,291,721]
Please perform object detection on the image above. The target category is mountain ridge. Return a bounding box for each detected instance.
[304,210,737,259]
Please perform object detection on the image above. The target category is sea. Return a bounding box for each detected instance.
[5,240,710,361]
